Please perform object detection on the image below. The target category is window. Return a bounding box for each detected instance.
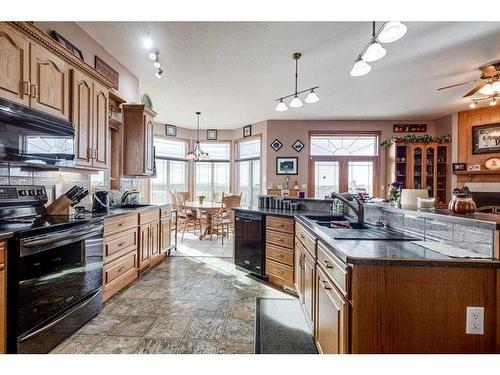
[310,134,379,198]
[236,138,261,207]
[150,138,188,203]
[195,142,231,199]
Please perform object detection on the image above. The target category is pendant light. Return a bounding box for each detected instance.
[186,112,209,161]
[275,52,320,111]
[362,22,386,62]
[350,58,371,77]
[378,21,407,43]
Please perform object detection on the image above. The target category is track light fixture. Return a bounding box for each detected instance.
[350,21,407,77]
[274,52,320,112]
[468,95,498,109]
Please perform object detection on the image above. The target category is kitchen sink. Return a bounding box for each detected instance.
[304,214,345,221]
[120,203,152,209]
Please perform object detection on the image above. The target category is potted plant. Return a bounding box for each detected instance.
[388,181,403,206]
[198,195,206,204]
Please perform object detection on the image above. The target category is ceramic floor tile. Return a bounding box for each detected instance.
[194,300,230,318]
[135,338,180,354]
[228,302,255,321]
[217,340,254,354]
[184,317,226,340]
[109,316,156,337]
[77,314,123,335]
[160,300,199,317]
[145,316,192,339]
[52,334,102,354]
[116,285,154,299]
[176,339,219,354]
[223,318,254,343]
[100,298,142,317]
[91,336,142,354]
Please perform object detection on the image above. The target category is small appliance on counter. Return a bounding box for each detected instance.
[92,190,110,213]
[121,190,144,208]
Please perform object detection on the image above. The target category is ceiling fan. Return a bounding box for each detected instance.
[437,62,500,98]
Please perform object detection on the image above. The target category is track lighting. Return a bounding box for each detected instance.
[274,52,320,111]
[350,21,407,77]
[154,56,161,69]
[156,68,164,79]
[470,100,477,109]
[143,34,153,49]
[148,48,159,60]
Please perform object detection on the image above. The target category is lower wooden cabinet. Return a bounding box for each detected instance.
[315,266,349,354]
[159,218,171,252]
[303,250,315,329]
[103,250,138,301]
[1,240,6,354]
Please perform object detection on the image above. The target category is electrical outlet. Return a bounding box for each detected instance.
[466,307,484,335]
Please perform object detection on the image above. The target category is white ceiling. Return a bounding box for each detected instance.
[78,21,500,129]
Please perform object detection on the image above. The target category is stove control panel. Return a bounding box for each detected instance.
[0,185,47,205]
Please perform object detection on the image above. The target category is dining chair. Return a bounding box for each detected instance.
[211,192,242,244]
[176,192,201,240]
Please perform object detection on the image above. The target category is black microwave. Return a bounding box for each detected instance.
[0,98,75,168]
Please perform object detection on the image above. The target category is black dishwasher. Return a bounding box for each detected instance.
[234,211,266,278]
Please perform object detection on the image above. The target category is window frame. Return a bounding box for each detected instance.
[194,141,232,198]
[308,131,381,198]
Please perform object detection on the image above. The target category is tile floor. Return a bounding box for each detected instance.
[52,231,292,354]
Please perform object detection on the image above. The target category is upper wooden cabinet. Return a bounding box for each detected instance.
[71,70,108,170]
[0,23,30,106]
[122,104,157,176]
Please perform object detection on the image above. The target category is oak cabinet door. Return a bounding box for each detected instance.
[71,69,93,168]
[315,268,349,354]
[0,24,30,106]
[30,43,69,120]
[139,224,151,269]
[303,252,315,328]
[144,113,154,174]
[160,219,171,252]
[92,81,108,169]
[294,242,304,302]
[150,221,160,259]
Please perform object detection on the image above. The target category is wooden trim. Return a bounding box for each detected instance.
[8,22,115,89]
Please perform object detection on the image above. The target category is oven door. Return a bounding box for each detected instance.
[17,222,103,338]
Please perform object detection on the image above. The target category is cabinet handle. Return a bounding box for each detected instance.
[23,81,30,95]
[30,84,36,98]
[92,148,97,159]
[118,242,125,247]
[323,260,334,269]
[118,223,124,227]
[300,233,305,239]
[88,147,93,159]
[321,279,332,290]
[118,266,126,273]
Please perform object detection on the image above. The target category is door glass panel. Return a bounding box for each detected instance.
[426,147,434,198]
[252,160,260,206]
[348,161,373,196]
[413,147,422,189]
[238,160,250,206]
[314,161,339,198]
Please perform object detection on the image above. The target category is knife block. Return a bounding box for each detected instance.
[46,195,73,216]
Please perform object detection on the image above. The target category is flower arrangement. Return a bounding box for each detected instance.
[198,195,206,204]
[388,181,403,205]
[381,134,451,147]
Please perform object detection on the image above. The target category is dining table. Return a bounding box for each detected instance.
[184,201,223,240]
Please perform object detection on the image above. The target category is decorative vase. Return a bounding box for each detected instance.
[198,196,205,204]
[448,193,476,215]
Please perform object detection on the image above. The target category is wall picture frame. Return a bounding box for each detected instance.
[472,123,500,154]
[52,31,84,61]
[393,123,427,133]
[165,124,177,137]
[207,129,217,140]
[452,163,467,172]
[243,125,252,137]
[292,140,304,152]
[270,139,283,152]
[276,157,298,175]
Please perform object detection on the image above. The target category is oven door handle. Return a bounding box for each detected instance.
[22,224,104,249]
[18,288,102,344]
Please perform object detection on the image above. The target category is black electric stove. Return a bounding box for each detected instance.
[2,185,104,354]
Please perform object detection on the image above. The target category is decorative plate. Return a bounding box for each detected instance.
[141,94,153,109]
[270,139,283,152]
[484,157,500,171]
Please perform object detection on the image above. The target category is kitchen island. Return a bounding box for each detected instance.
[233,203,500,353]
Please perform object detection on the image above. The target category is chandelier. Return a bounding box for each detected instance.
[275,52,320,112]
[186,112,209,161]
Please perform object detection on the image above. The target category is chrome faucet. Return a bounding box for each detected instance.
[330,192,365,225]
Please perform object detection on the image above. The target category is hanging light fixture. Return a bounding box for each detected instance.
[469,100,478,109]
[143,33,153,49]
[274,52,319,111]
[186,112,209,161]
[350,21,407,77]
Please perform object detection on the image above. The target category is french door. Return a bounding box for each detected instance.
[309,156,378,198]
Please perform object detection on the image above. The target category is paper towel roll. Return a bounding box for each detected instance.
[400,189,429,206]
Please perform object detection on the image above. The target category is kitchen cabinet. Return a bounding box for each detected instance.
[294,238,305,302]
[315,266,349,354]
[303,249,315,329]
[0,23,30,106]
[122,104,157,176]
[0,241,6,354]
[159,218,171,253]
[265,216,295,291]
[139,223,152,270]
[71,70,108,170]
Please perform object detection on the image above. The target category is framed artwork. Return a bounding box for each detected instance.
[472,123,500,154]
[292,140,304,152]
[452,163,467,172]
[207,129,217,140]
[165,124,177,137]
[243,125,252,137]
[393,123,427,133]
[52,31,84,60]
[270,139,283,152]
[276,157,298,175]
[95,56,119,90]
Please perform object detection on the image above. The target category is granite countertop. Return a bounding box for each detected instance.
[234,206,500,268]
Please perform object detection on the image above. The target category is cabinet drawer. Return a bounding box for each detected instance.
[267,216,294,234]
[104,213,138,236]
[104,228,138,264]
[0,241,5,270]
[266,229,294,249]
[317,241,349,297]
[160,207,171,218]
[104,250,137,286]
[266,243,294,266]
[139,209,160,224]
[296,222,317,257]
[266,259,294,282]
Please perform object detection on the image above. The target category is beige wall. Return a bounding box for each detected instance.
[34,22,140,103]
[265,119,436,198]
